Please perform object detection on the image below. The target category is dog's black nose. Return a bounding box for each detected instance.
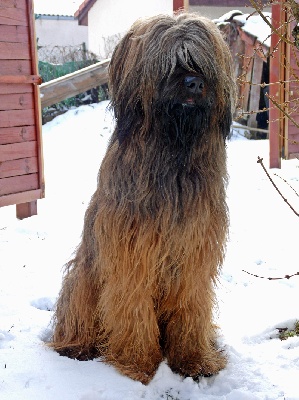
[184,76,204,94]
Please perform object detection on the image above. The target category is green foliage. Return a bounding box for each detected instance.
[39,60,96,84]
[278,321,299,341]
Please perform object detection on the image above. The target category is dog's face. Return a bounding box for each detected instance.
[158,67,210,108]
[108,13,236,145]
[155,67,215,160]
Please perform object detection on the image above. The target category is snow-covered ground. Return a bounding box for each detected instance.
[1,101,298,400]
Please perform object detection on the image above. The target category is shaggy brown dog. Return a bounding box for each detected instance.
[51,13,236,384]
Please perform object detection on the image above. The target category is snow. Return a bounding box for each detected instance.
[1,101,299,399]
[215,10,272,48]
[233,12,272,47]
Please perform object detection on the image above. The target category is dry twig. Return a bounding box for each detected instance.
[242,269,299,280]
[257,156,299,216]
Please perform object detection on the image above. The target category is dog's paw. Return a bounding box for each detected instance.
[108,360,158,385]
[168,348,227,379]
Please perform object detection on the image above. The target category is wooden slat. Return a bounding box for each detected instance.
[0,188,43,208]
[241,41,254,113]
[0,42,30,60]
[0,75,42,84]
[0,93,34,111]
[0,59,31,75]
[0,125,35,145]
[0,157,38,179]
[248,55,264,129]
[0,25,28,44]
[0,141,37,162]
[0,173,39,196]
[0,0,26,9]
[0,3,28,26]
[0,109,34,128]
[0,83,33,95]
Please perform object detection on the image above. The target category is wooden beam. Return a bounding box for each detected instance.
[40,59,110,109]
[0,75,42,84]
[0,189,43,208]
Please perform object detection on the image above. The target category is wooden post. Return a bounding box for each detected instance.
[269,3,284,168]
[237,29,256,121]
[173,0,189,12]
[247,54,264,131]
[16,200,37,219]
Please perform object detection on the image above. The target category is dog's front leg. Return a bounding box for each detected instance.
[98,266,163,384]
[161,271,226,379]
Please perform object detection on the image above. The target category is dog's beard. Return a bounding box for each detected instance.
[156,101,212,168]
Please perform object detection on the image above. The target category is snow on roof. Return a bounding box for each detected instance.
[214,9,244,23]
[33,0,83,17]
[233,12,272,47]
[216,10,272,48]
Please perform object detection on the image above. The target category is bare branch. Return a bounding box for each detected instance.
[257,156,299,217]
[266,93,299,129]
[242,269,299,280]
[274,173,299,198]
[249,0,294,45]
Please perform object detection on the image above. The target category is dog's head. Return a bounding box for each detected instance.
[108,13,236,145]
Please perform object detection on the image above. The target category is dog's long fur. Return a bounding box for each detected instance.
[51,13,237,384]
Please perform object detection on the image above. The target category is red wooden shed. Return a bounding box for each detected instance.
[0,0,44,219]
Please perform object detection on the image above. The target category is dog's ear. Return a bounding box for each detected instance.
[220,100,233,140]
[116,100,145,144]
[116,113,132,144]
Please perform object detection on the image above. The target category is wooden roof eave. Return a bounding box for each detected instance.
[75,0,97,26]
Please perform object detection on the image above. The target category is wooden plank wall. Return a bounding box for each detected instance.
[0,0,44,217]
